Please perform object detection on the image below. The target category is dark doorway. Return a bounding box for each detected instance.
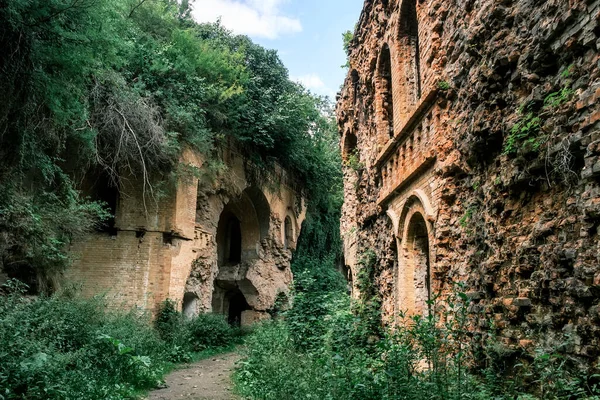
[225,216,242,264]
[226,289,250,326]
[217,209,243,266]
[378,43,394,138]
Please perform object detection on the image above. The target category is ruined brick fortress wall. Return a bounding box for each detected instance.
[338,0,600,362]
[65,146,306,325]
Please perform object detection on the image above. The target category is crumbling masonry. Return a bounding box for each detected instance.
[338,0,600,363]
[66,145,306,326]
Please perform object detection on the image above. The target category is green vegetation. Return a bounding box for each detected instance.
[504,85,574,155]
[235,274,600,400]
[0,0,338,289]
[344,149,365,172]
[438,80,451,91]
[459,206,477,228]
[0,280,242,399]
[342,30,354,68]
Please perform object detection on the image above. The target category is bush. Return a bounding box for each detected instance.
[187,313,242,352]
[0,282,245,399]
[0,282,166,399]
[154,300,242,358]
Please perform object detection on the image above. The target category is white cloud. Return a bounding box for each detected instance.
[292,74,326,91]
[292,73,336,99]
[191,0,302,39]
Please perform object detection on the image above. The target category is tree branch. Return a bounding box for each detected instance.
[128,0,149,18]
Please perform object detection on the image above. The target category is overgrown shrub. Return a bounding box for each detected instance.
[187,313,243,352]
[154,299,243,362]
[0,281,244,399]
[0,282,166,399]
[235,277,600,400]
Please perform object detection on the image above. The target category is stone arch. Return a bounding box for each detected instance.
[216,206,246,265]
[242,186,271,241]
[396,0,421,122]
[342,131,358,161]
[217,211,242,265]
[396,194,434,318]
[397,190,434,237]
[376,43,394,140]
[216,186,271,265]
[386,208,400,238]
[212,186,270,323]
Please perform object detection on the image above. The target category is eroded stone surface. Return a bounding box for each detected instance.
[66,145,306,323]
[338,0,600,364]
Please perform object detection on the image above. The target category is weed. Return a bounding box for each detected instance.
[438,80,451,91]
[460,206,476,228]
[504,84,574,155]
[344,149,365,172]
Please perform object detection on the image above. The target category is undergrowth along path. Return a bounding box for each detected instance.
[147,352,240,400]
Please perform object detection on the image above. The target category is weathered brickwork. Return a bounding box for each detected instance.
[66,146,306,325]
[338,0,600,364]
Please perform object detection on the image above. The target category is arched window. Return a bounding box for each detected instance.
[215,187,270,266]
[377,44,394,139]
[225,217,242,264]
[284,216,293,249]
[342,131,358,161]
[217,210,242,266]
[351,69,360,105]
[397,0,421,121]
[227,217,242,264]
[398,211,431,317]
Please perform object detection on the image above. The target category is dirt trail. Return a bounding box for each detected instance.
[147,352,241,400]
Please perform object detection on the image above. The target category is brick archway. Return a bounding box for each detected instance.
[395,196,433,318]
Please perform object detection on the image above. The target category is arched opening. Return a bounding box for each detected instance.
[284,216,293,249]
[342,131,358,161]
[182,292,198,319]
[226,288,251,326]
[377,44,394,139]
[351,69,360,105]
[341,264,354,295]
[217,209,242,266]
[215,187,270,266]
[397,0,421,121]
[400,212,431,317]
[211,283,254,326]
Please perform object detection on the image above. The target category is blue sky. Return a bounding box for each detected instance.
[191,0,365,99]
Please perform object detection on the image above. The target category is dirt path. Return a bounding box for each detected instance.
[147,352,241,400]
